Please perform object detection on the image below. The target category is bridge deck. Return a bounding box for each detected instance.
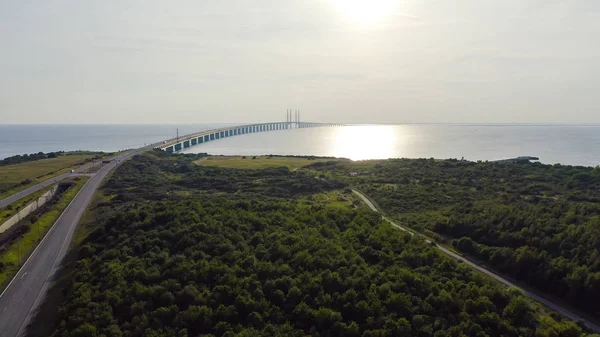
[156,121,340,152]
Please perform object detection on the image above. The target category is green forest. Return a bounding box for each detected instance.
[310,159,600,321]
[41,153,596,337]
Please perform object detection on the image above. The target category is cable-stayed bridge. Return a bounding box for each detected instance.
[157,111,343,153]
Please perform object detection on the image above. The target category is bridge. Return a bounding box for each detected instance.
[3,119,600,337]
[157,120,343,153]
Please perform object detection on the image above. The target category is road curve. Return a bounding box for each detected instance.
[352,189,600,333]
[0,147,150,337]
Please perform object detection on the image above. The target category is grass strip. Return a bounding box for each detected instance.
[0,177,89,291]
[195,155,339,170]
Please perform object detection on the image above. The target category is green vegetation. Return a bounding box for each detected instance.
[81,164,106,174]
[0,177,88,290]
[0,151,64,166]
[0,152,102,197]
[0,151,106,167]
[196,155,344,171]
[310,159,600,321]
[38,152,594,337]
[0,187,53,224]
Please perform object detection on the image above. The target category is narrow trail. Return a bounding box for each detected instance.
[352,189,600,334]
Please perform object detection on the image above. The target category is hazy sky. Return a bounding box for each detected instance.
[1,0,599,124]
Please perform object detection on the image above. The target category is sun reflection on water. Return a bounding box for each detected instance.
[331,125,397,160]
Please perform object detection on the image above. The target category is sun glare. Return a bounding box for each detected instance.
[331,125,396,160]
[330,0,398,24]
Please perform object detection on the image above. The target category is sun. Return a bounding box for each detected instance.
[329,0,398,24]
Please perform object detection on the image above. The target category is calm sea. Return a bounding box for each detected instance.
[0,124,228,159]
[1,124,599,167]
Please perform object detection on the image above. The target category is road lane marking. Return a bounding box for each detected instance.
[20,272,27,279]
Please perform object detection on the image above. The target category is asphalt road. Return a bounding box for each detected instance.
[352,189,600,333]
[0,161,103,210]
[1,150,598,335]
[0,146,150,337]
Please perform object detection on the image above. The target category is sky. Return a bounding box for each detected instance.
[1,0,599,124]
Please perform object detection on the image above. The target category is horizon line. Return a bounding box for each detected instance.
[2,122,600,126]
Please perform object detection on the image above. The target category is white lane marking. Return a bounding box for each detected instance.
[20,272,27,279]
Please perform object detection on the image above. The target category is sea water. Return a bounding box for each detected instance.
[1,124,599,167]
